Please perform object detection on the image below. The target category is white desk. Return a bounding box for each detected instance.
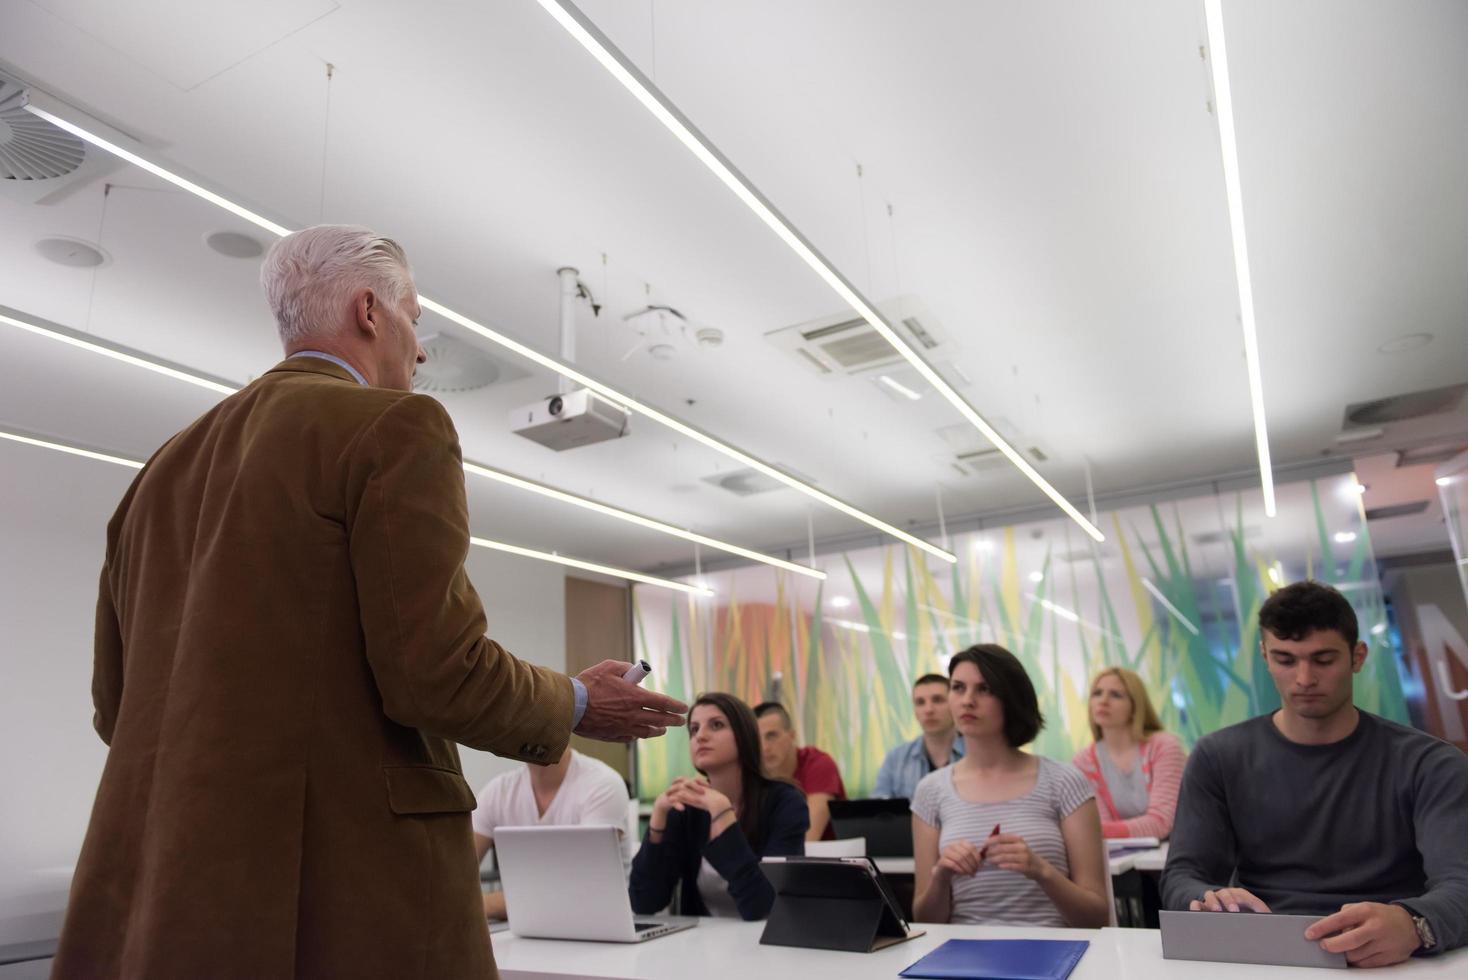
[492,917,1468,980]
[871,845,1170,878]
[1109,842,1169,875]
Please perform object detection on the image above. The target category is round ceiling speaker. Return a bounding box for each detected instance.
[205,230,265,259]
[34,236,109,268]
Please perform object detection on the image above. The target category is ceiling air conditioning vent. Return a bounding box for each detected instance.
[1343,383,1466,428]
[1364,501,1430,521]
[701,464,814,497]
[767,296,948,376]
[413,332,528,394]
[0,79,84,180]
[0,73,122,204]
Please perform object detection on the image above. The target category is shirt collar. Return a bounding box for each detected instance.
[288,350,367,386]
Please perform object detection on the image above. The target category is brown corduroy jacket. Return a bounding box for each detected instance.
[51,357,573,979]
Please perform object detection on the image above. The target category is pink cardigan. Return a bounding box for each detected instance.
[1071,732,1186,839]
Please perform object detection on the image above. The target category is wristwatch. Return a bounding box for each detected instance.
[1409,912,1438,952]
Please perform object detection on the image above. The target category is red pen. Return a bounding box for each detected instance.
[979,823,1001,860]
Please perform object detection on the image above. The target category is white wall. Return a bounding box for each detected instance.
[0,442,565,943]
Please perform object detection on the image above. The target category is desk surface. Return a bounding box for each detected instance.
[871,843,1170,878]
[492,918,1467,980]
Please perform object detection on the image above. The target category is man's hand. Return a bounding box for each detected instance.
[1306,902,1422,968]
[1189,887,1271,913]
[573,660,688,743]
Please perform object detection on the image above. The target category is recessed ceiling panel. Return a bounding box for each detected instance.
[33,0,339,90]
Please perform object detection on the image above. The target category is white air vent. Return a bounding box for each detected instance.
[935,418,1046,476]
[0,74,122,205]
[413,332,529,394]
[766,296,948,377]
[702,464,815,497]
[0,80,84,180]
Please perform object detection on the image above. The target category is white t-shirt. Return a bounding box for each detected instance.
[472,750,632,866]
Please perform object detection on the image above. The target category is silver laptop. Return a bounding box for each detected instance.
[1161,910,1346,969]
[493,824,697,943]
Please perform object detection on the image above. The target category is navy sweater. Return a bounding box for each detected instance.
[629,780,808,920]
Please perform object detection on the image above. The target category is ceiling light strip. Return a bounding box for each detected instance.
[1141,577,1201,636]
[0,426,701,595]
[469,536,711,595]
[421,297,953,562]
[1,304,818,575]
[1202,0,1276,518]
[533,0,1104,545]
[0,309,239,396]
[25,94,954,564]
[0,428,144,469]
[462,461,825,579]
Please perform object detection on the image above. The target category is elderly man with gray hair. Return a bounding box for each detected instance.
[52,225,687,980]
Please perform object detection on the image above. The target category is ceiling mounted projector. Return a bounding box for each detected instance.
[510,388,629,451]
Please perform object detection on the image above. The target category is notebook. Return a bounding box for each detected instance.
[898,939,1090,980]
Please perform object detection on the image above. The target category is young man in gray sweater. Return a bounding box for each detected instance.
[1161,580,1468,968]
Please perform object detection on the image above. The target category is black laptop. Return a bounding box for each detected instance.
[827,798,912,856]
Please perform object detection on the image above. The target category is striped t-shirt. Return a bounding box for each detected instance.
[911,756,1095,927]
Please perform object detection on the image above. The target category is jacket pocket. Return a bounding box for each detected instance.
[382,765,476,815]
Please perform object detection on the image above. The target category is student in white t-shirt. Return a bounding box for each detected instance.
[473,747,632,920]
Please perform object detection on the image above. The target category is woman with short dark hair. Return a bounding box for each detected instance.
[911,645,1109,927]
[629,692,808,920]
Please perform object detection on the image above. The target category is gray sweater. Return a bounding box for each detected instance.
[1161,710,1468,954]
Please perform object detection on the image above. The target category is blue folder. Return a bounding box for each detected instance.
[898,939,1090,980]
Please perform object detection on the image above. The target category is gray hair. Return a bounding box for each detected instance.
[260,225,414,345]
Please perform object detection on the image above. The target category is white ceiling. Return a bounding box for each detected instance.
[1,0,1465,574]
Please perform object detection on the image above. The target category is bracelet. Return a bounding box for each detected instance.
[648,824,666,835]
[710,807,735,825]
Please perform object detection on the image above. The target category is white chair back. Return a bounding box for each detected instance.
[804,836,867,858]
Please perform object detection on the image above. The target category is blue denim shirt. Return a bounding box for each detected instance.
[873,733,965,800]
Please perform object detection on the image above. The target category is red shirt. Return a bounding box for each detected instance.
[793,746,847,798]
[793,746,846,839]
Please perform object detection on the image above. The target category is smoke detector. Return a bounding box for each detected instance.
[413,332,529,394]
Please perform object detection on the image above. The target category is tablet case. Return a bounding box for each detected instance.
[759,857,924,953]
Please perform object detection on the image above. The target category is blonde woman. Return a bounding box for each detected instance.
[1072,667,1186,839]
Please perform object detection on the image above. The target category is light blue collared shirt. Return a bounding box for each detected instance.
[873,732,965,800]
[287,351,590,727]
[289,350,368,386]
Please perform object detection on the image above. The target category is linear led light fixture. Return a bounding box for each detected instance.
[0,304,820,577]
[1140,577,1201,637]
[1203,0,1276,518]
[531,0,1104,545]
[462,462,824,579]
[0,428,145,469]
[0,309,237,396]
[469,537,711,595]
[22,93,954,565]
[0,424,702,594]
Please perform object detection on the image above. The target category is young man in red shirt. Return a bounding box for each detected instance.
[754,702,847,840]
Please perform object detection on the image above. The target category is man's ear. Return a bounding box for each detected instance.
[352,288,379,338]
[1351,640,1369,674]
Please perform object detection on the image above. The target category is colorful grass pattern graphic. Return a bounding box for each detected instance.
[634,481,1408,799]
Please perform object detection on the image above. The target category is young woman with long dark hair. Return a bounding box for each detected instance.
[629,692,808,920]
